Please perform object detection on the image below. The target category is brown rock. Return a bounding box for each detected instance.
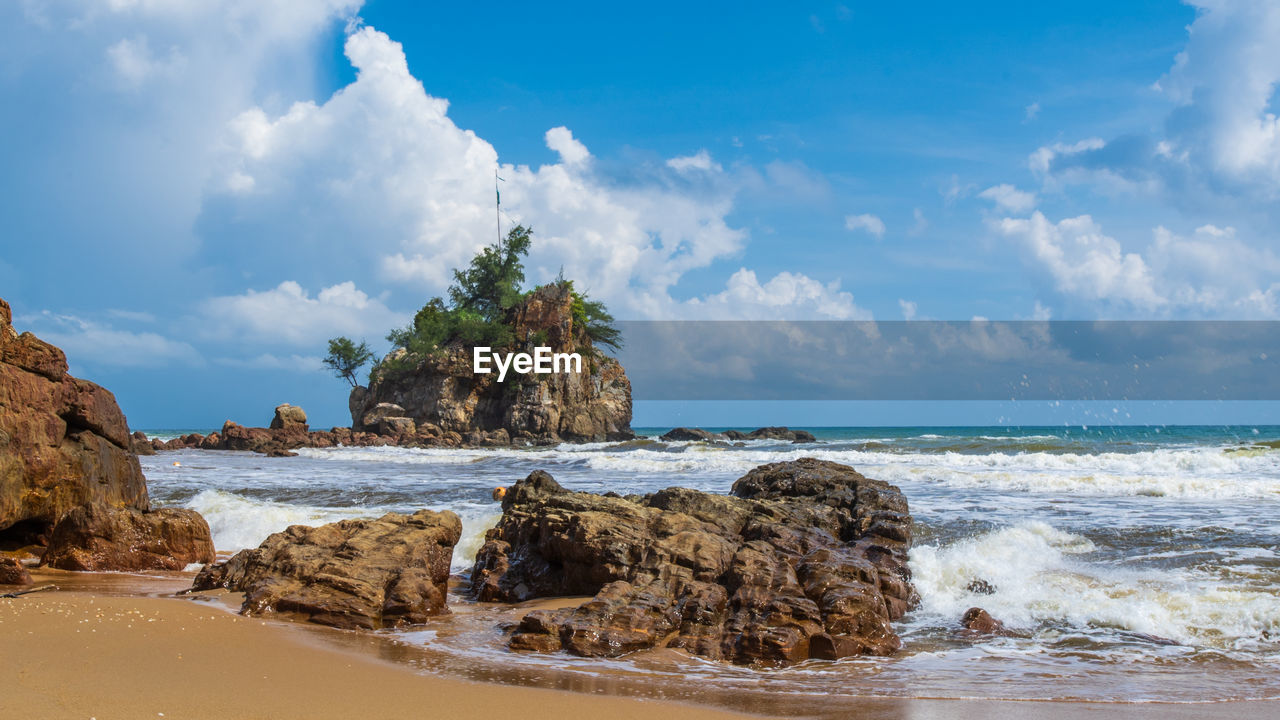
[130,430,156,456]
[192,509,462,630]
[0,557,32,585]
[351,284,633,444]
[42,504,214,571]
[269,403,308,431]
[473,459,914,666]
[659,427,725,442]
[0,298,149,544]
[960,607,1005,634]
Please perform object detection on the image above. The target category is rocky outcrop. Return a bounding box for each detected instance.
[724,427,817,443]
[0,298,150,543]
[192,509,462,630]
[130,430,156,456]
[660,427,725,442]
[660,427,818,443]
[350,284,633,444]
[269,403,308,431]
[471,458,914,665]
[41,504,215,571]
[0,557,31,585]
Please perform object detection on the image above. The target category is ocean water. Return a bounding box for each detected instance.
[140,425,1280,703]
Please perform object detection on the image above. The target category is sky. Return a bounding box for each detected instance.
[2,0,1279,429]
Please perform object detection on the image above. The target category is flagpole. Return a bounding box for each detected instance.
[495,168,502,252]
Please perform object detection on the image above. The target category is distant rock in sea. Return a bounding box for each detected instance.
[472,458,915,665]
[350,284,634,445]
[662,426,818,443]
[0,297,150,547]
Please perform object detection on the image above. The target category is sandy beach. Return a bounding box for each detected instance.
[1,576,1274,720]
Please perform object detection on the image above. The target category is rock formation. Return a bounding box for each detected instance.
[471,458,914,665]
[960,607,1007,635]
[660,427,817,443]
[0,298,150,545]
[192,509,462,630]
[0,557,31,585]
[269,403,308,431]
[350,284,633,444]
[42,504,215,571]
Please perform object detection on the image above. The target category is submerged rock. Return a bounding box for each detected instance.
[192,509,462,630]
[42,504,215,571]
[0,297,150,544]
[960,607,1005,634]
[723,427,817,443]
[472,458,914,665]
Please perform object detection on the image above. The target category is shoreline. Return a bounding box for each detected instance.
[2,572,1276,719]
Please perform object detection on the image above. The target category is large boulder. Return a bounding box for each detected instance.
[350,284,633,444]
[0,298,149,543]
[192,509,462,630]
[41,504,215,571]
[268,403,308,431]
[471,458,914,665]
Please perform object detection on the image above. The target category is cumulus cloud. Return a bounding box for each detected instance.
[200,280,407,346]
[998,212,1280,317]
[210,26,848,320]
[978,184,1037,214]
[682,269,870,320]
[844,213,886,238]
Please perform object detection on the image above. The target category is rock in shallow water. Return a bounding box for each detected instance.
[472,458,915,665]
[0,557,32,585]
[42,504,215,571]
[192,509,461,630]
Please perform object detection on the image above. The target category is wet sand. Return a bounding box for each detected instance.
[0,574,1274,720]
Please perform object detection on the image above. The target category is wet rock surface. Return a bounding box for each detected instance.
[41,504,215,572]
[471,458,914,665]
[0,557,32,585]
[192,509,462,630]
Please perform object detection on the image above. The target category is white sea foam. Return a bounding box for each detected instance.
[186,489,372,553]
[910,522,1280,651]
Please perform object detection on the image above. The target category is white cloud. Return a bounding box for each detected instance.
[909,207,929,236]
[214,353,325,372]
[978,184,1037,213]
[24,312,199,368]
[200,280,407,346]
[213,27,794,319]
[106,35,184,88]
[998,212,1280,317]
[683,268,870,320]
[898,299,917,321]
[1025,102,1040,120]
[666,149,721,173]
[1029,137,1105,175]
[844,213,885,238]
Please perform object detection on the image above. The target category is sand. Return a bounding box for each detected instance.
[1,587,1274,720]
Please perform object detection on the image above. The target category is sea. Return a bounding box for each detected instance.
[139,425,1280,705]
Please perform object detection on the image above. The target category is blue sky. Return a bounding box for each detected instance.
[2,1,1278,428]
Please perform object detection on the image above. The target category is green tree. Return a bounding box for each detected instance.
[324,337,374,387]
[448,225,532,322]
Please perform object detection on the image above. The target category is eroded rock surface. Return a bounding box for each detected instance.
[193,509,462,630]
[471,458,914,665]
[0,298,149,541]
[0,557,31,585]
[42,504,214,571]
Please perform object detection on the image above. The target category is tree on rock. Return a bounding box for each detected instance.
[324,337,374,387]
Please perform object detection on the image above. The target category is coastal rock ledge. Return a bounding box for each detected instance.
[471,458,914,665]
[192,509,462,630]
[0,298,149,546]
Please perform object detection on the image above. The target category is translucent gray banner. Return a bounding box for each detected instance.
[612,321,1280,400]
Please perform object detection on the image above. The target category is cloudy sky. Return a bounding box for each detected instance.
[2,1,1277,428]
